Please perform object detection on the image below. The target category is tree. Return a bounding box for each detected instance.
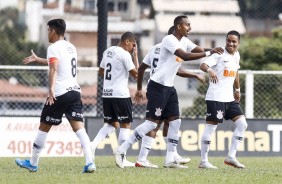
[238,0,282,19]
[0,8,46,65]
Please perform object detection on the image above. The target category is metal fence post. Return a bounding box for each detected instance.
[97,0,108,117]
[245,71,254,118]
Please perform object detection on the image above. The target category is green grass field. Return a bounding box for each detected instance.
[1,156,281,184]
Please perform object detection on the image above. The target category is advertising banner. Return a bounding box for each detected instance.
[86,118,282,157]
[0,117,83,157]
[1,117,281,157]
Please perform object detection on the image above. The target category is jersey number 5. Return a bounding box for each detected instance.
[105,63,112,80]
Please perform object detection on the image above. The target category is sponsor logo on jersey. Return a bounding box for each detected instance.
[175,56,184,62]
[224,60,229,63]
[107,51,113,58]
[103,89,113,96]
[223,70,237,77]
[66,85,81,91]
[67,47,75,54]
[154,47,160,54]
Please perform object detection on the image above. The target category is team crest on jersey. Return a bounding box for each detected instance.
[216,110,224,119]
[155,107,162,117]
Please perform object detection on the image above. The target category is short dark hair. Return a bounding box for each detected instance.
[174,15,188,27]
[47,19,66,36]
[167,26,174,35]
[121,31,136,42]
[227,30,240,40]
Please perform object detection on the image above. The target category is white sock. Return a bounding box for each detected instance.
[117,120,157,154]
[228,117,248,158]
[76,128,93,165]
[92,124,115,150]
[118,128,130,155]
[200,124,217,163]
[165,119,181,164]
[138,136,155,162]
[30,130,48,166]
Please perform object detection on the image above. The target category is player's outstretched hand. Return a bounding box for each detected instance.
[210,47,224,55]
[134,90,143,104]
[23,50,38,64]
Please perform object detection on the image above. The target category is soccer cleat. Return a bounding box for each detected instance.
[224,156,245,169]
[113,150,124,168]
[163,161,188,169]
[123,157,135,167]
[15,158,38,172]
[135,160,158,168]
[175,156,191,165]
[82,163,96,173]
[198,161,218,169]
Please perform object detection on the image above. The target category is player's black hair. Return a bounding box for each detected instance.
[174,15,188,27]
[121,31,136,42]
[227,30,240,40]
[167,26,174,35]
[47,19,66,36]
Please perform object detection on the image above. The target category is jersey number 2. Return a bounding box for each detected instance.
[105,63,112,80]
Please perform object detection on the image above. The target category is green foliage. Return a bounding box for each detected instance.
[0,8,46,65]
[239,29,282,70]
[239,0,282,19]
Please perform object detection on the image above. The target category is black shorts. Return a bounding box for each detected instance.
[146,80,179,120]
[206,100,244,123]
[40,91,84,125]
[103,97,133,123]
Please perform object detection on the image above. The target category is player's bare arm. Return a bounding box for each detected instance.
[23,49,48,65]
[98,67,104,77]
[47,60,58,105]
[132,43,139,70]
[233,71,241,102]
[174,47,223,61]
[176,67,206,84]
[200,63,218,83]
[134,62,149,103]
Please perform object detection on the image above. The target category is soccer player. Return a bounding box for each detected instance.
[135,26,206,168]
[114,15,223,169]
[198,30,248,169]
[90,32,139,167]
[15,19,96,173]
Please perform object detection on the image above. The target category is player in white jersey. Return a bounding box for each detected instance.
[15,19,96,173]
[135,26,206,168]
[198,30,247,169]
[114,15,223,169]
[90,32,138,167]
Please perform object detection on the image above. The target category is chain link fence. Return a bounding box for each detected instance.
[0,66,281,119]
[0,1,281,119]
